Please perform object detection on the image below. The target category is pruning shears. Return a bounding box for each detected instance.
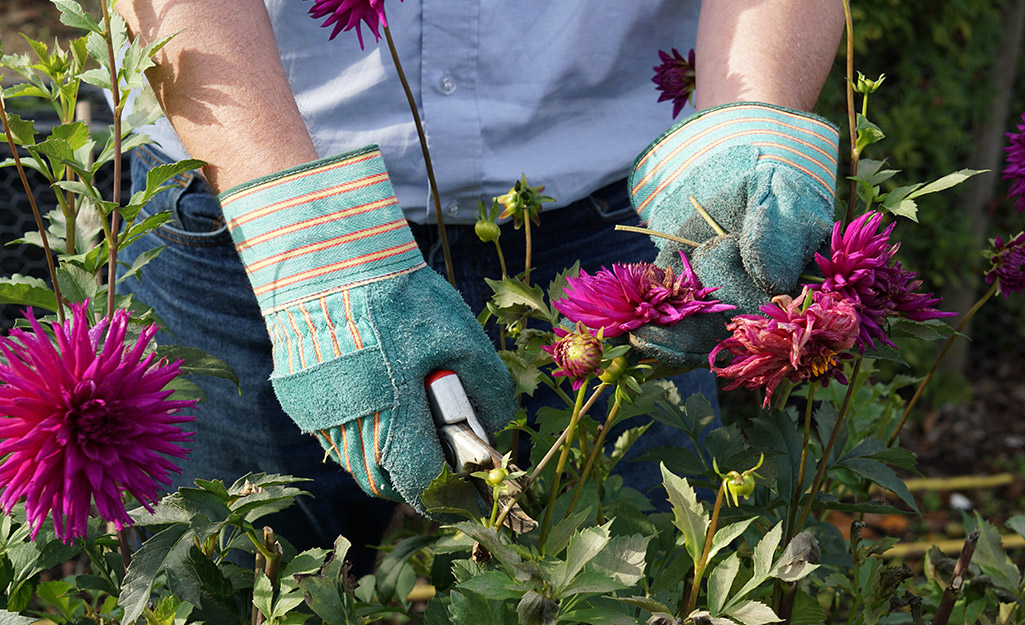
[425,370,537,533]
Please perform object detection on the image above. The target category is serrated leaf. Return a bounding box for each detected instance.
[457,571,527,601]
[517,590,558,625]
[375,535,435,603]
[1,113,36,145]
[661,464,709,562]
[709,553,740,615]
[725,600,782,625]
[732,521,783,603]
[498,350,543,397]
[419,464,481,521]
[708,518,756,565]
[0,275,58,312]
[553,523,612,591]
[154,344,240,389]
[588,533,651,588]
[118,524,194,624]
[789,589,827,625]
[55,262,97,303]
[52,0,103,33]
[840,457,919,513]
[484,276,554,322]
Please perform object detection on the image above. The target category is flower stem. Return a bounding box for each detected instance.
[795,357,863,533]
[494,383,608,530]
[101,0,123,320]
[539,384,589,549]
[887,282,998,446]
[494,239,508,277]
[614,224,701,247]
[565,396,622,519]
[786,385,817,544]
[0,94,65,322]
[117,527,133,570]
[841,0,858,226]
[684,480,726,618]
[689,195,726,236]
[382,24,455,287]
[523,215,533,286]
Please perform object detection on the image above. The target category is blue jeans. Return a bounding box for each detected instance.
[120,146,720,559]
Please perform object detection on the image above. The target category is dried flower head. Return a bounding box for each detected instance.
[542,323,603,391]
[1004,112,1025,212]
[0,303,195,542]
[814,212,952,350]
[652,48,696,119]
[985,232,1025,297]
[553,252,735,338]
[709,289,861,407]
[308,0,398,48]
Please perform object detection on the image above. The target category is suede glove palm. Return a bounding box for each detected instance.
[219,146,514,515]
[628,103,840,366]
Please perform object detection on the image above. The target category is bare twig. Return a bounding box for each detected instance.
[931,530,980,625]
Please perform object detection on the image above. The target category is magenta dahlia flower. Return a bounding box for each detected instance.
[814,212,953,350]
[709,289,861,408]
[542,324,603,391]
[652,48,696,119]
[985,232,1025,296]
[1004,112,1025,212]
[0,303,195,543]
[308,0,399,48]
[553,252,735,339]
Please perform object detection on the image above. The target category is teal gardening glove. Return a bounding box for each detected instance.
[219,146,514,515]
[628,102,841,366]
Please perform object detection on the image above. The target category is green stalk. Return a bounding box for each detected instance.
[841,0,858,226]
[795,357,863,533]
[0,94,65,322]
[539,384,589,549]
[523,215,533,286]
[684,481,726,618]
[887,282,998,446]
[565,396,622,519]
[786,385,817,544]
[100,0,123,321]
[382,23,455,287]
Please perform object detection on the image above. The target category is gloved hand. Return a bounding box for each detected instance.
[627,102,840,366]
[219,146,514,515]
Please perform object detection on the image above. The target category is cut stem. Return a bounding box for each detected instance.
[684,480,726,618]
[931,530,980,625]
[689,195,726,236]
[383,24,456,287]
[101,0,123,320]
[565,396,622,518]
[841,0,858,226]
[615,224,701,247]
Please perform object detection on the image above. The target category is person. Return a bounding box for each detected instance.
[114,0,844,568]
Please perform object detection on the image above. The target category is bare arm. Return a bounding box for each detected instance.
[118,0,318,192]
[695,0,845,112]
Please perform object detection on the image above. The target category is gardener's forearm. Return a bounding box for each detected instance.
[695,0,844,112]
[118,0,318,192]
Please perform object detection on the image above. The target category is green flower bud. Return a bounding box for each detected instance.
[474,219,501,243]
[486,467,509,487]
[598,355,629,384]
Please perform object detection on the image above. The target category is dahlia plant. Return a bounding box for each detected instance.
[1,2,1024,625]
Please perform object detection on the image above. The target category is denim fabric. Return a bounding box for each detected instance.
[120,146,721,559]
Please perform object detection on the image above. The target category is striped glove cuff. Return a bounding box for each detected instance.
[219,146,424,313]
[630,102,840,223]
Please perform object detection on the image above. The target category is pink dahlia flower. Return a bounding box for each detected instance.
[814,212,953,350]
[0,303,195,543]
[709,289,861,408]
[542,324,603,391]
[652,48,696,119]
[553,252,735,338]
[308,0,399,48]
[985,232,1025,296]
[1004,112,1025,212]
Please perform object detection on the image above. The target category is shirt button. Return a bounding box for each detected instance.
[439,72,457,96]
[446,200,461,216]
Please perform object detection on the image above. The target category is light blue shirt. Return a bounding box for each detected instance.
[143,1,699,223]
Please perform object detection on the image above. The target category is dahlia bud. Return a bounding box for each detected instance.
[494,174,554,229]
[475,219,501,243]
[597,355,629,384]
[542,324,602,391]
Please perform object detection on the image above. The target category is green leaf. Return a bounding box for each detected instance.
[708,518,756,564]
[457,571,527,601]
[448,589,516,625]
[55,263,97,303]
[0,610,38,625]
[855,114,885,151]
[78,66,112,90]
[553,523,612,591]
[709,553,740,615]
[253,571,274,621]
[660,464,709,563]
[497,350,543,397]
[839,457,919,513]
[789,589,827,625]
[770,532,820,583]
[484,276,554,322]
[119,524,194,624]
[143,159,204,201]
[587,533,651,588]
[0,275,58,311]
[908,168,988,198]
[729,521,784,609]
[971,513,1022,593]
[295,575,347,625]
[1007,515,1025,542]
[559,607,636,625]
[52,0,103,34]
[725,600,782,625]
[375,534,436,603]
[543,509,590,558]
[1,113,36,145]
[283,548,330,577]
[154,344,240,389]
[516,590,558,625]
[419,464,481,520]
[613,595,672,616]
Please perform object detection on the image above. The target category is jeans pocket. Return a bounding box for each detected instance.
[131,146,232,248]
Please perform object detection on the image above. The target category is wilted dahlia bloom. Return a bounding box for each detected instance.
[709,289,861,408]
[553,252,734,338]
[308,0,396,48]
[652,48,696,119]
[1004,112,1025,212]
[542,324,603,391]
[985,232,1025,296]
[0,303,195,542]
[814,211,952,350]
